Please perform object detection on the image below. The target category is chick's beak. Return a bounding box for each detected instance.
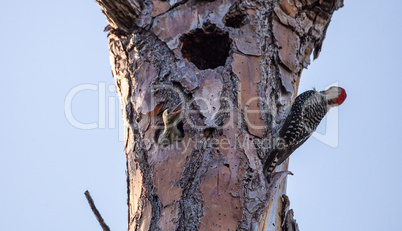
[171,102,183,114]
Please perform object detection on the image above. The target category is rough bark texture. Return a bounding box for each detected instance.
[96,0,343,230]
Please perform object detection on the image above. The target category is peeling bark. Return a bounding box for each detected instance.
[95,0,343,230]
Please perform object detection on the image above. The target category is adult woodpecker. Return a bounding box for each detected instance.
[263,86,347,183]
[157,103,184,147]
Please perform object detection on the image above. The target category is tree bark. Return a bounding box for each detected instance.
[95,0,343,230]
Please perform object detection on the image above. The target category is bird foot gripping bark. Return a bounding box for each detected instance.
[267,171,293,189]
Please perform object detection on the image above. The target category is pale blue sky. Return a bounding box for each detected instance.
[1,1,401,231]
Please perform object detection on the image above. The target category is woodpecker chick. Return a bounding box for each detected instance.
[263,87,347,183]
[157,103,184,147]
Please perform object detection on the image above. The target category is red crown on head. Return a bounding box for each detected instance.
[335,87,347,105]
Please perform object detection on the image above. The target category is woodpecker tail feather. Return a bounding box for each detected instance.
[263,149,279,183]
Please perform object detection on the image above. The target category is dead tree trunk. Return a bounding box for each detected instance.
[95,0,343,230]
